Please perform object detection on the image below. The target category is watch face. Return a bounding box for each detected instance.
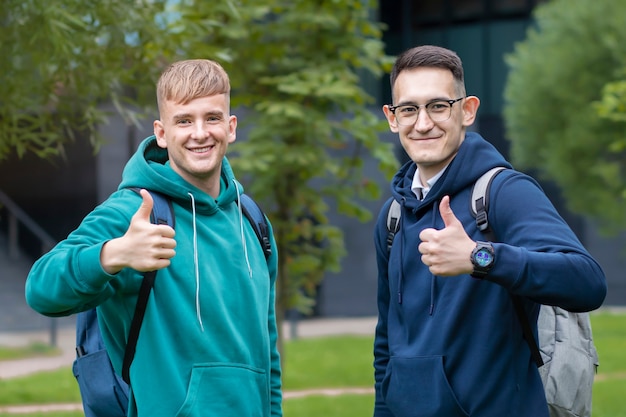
[474,249,493,267]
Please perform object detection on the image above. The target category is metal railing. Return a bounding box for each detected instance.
[0,189,59,346]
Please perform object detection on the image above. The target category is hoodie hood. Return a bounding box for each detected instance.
[118,136,242,212]
[390,132,513,212]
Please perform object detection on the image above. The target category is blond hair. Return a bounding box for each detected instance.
[156,59,230,113]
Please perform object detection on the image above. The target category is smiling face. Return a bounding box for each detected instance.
[153,93,237,197]
[383,67,479,182]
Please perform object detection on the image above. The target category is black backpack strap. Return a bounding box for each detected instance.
[239,193,272,260]
[122,270,156,384]
[122,189,174,384]
[471,169,544,367]
[512,295,544,367]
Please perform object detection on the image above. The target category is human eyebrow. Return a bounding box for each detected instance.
[400,96,455,105]
[205,111,224,120]
[393,101,418,108]
[172,113,193,122]
[171,111,225,122]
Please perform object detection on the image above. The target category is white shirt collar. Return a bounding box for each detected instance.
[411,165,448,200]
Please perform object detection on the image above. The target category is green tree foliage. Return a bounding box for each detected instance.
[503,0,626,230]
[214,0,397,329]
[595,74,626,144]
[0,0,187,160]
[2,0,396,339]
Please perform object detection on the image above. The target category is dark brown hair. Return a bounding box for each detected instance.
[389,45,465,98]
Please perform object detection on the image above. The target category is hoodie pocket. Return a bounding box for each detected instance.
[382,356,469,417]
[175,363,268,417]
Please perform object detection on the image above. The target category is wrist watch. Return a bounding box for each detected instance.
[470,241,495,279]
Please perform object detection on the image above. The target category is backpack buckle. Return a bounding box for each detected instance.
[476,210,489,232]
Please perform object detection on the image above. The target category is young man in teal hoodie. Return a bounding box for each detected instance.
[26,59,282,417]
[373,45,606,416]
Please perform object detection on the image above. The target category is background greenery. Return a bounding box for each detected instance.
[504,0,626,231]
[0,311,624,417]
[1,0,397,350]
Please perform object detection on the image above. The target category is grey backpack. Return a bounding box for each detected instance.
[385,167,599,417]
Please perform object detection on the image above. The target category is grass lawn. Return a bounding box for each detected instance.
[0,334,376,417]
[284,393,374,416]
[0,343,59,361]
[586,311,626,417]
[0,311,624,416]
[283,335,374,389]
[0,368,81,405]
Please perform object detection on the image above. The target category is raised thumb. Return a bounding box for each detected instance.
[133,189,154,222]
[439,195,459,228]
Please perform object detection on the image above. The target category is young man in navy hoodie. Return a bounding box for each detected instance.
[372,45,606,417]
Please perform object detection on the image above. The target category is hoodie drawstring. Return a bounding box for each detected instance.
[397,199,439,316]
[186,184,255,331]
[187,192,204,332]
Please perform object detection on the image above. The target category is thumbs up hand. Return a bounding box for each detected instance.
[418,196,476,276]
[101,189,176,274]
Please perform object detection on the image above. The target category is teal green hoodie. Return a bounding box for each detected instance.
[26,136,282,417]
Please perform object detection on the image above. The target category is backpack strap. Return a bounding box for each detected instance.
[239,193,272,260]
[385,199,402,254]
[122,189,174,384]
[471,169,544,367]
[511,297,544,367]
[470,167,506,232]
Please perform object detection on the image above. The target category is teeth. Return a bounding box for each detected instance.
[191,146,211,153]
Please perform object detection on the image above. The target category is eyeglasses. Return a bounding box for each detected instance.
[388,97,465,125]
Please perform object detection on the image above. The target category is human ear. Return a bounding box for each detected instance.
[461,96,480,127]
[383,105,399,133]
[153,120,167,149]
[227,115,237,144]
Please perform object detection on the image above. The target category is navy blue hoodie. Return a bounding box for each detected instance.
[373,132,606,417]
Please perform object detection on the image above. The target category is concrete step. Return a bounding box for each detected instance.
[0,232,73,332]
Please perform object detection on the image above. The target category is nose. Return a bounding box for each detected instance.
[413,108,434,132]
[191,121,209,140]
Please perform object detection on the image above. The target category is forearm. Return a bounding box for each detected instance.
[487,173,607,311]
[25,242,114,315]
[488,243,606,311]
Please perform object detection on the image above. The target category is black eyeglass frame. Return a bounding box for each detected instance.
[387,97,466,123]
